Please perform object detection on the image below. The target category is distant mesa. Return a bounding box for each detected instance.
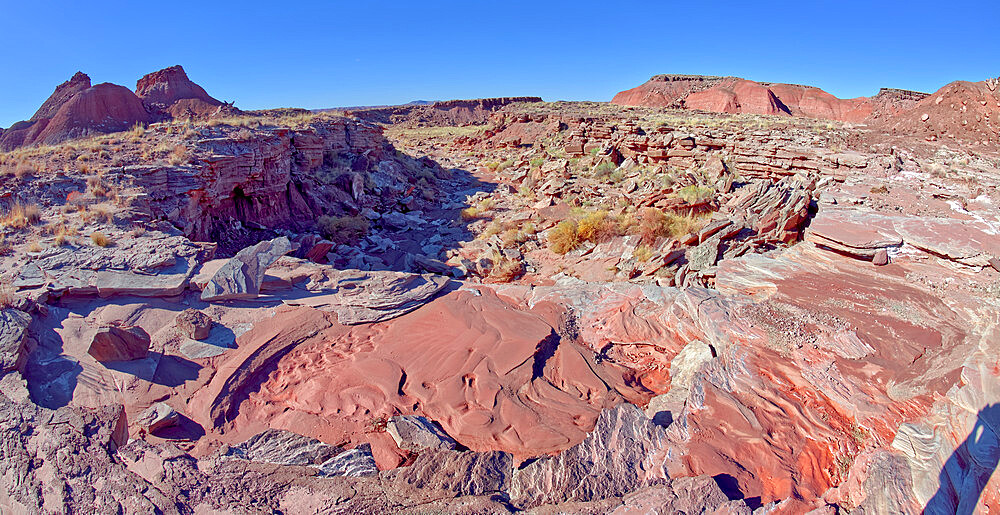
[0,65,231,151]
[612,74,930,123]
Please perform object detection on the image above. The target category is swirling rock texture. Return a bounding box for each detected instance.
[1,70,999,513]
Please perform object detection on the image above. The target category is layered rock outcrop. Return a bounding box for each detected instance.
[345,97,543,126]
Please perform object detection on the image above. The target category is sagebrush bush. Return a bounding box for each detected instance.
[548,220,580,254]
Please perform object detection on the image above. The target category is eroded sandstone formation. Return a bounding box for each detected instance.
[0,71,998,513]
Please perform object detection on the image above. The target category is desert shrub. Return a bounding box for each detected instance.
[500,228,530,248]
[635,207,710,243]
[318,215,369,245]
[576,210,620,242]
[529,157,545,168]
[676,185,714,203]
[86,176,107,198]
[548,220,580,254]
[489,255,525,282]
[0,280,14,308]
[1,202,42,229]
[127,123,145,142]
[168,145,188,166]
[14,162,35,178]
[633,244,654,262]
[460,207,483,220]
[592,161,616,178]
[637,207,670,244]
[90,232,112,247]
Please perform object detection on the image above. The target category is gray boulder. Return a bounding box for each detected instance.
[135,402,180,434]
[0,308,32,372]
[386,415,457,452]
[201,237,291,302]
[226,429,342,466]
[317,443,378,477]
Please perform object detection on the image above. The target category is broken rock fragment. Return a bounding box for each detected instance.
[88,326,151,362]
[135,402,180,434]
[201,237,292,302]
[386,415,458,452]
[175,308,212,340]
[0,308,32,372]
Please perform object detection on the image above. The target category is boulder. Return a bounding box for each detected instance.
[175,309,212,340]
[88,326,151,362]
[317,443,378,477]
[304,240,334,263]
[201,237,292,302]
[0,308,32,372]
[135,402,180,434]
[386,415,458,452]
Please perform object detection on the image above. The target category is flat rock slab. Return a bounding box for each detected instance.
[893,217,1000,267]
[201,237,291,302]
[284,271,449,324]
[387,415,457,452]
[805,208,903,258]
[317,443,378,477]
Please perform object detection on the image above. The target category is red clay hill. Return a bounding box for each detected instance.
[612,74,929,123]
[0,65,228,151]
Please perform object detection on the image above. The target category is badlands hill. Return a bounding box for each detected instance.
[0,65,233,152]
[0,68,998,513]
[612,74,929,123]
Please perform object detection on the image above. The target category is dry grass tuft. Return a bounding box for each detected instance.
[90,232,112,247]
[1,202,42,229]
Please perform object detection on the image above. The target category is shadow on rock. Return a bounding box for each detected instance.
[925,403,1000,514]
[105,352,202,388]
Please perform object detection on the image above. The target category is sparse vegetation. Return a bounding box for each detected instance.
[318,215,369,245]
[90,232,112,247]
[1,202,42,229]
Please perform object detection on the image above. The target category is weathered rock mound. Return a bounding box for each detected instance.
[136,65,223,119]
[1,80,150,151]
[611,74,734,108]
[877,78,1000,146]
[613,74,928,123]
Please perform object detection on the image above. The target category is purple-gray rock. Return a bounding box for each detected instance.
[201,237,292,302]
[0,308,32,372]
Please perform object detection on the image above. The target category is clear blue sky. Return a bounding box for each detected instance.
[1,0,997,127]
